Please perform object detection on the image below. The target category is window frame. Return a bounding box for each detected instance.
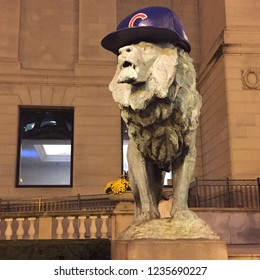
[16,106,74,188]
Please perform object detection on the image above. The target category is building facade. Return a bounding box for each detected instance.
[0,0,259,199]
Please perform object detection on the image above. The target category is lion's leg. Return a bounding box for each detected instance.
[127,162,141,220]
[127,139,163,222]
[170,131,197,219]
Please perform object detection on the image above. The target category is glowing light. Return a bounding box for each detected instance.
[43,145,71,156]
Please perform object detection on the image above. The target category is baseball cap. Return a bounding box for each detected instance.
[101,6,191,54]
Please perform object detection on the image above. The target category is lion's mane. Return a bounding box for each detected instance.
[111,44,202,171]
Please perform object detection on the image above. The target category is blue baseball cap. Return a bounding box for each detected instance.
[101,6,191,54]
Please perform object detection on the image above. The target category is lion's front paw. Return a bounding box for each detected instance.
[134,211,160,224]
[171,209,198,221]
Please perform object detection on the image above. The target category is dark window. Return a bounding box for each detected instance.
[16,107,74,187]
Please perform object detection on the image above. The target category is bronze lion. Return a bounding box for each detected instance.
[109,42,202,223]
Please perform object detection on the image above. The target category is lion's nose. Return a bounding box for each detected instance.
[118,45,133,56]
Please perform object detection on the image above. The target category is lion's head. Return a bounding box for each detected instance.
[109,42,178,110]
[109,42,202,170]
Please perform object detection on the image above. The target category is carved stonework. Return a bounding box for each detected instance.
[241,68,260,90]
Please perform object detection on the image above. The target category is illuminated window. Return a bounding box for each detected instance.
[16,107,74,187]
[122,121,129,172]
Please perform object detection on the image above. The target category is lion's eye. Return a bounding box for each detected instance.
[118,46,133,56]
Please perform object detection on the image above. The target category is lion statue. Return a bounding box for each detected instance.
[101,7,204,232]
[109,41,202,223]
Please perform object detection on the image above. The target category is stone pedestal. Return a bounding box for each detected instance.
[112,239,228,260]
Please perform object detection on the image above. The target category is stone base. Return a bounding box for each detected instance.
[117,214,220,240]
[112,239,228,260]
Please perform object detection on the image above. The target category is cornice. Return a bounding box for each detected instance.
[197,43,260,88]
[0,60,116,87]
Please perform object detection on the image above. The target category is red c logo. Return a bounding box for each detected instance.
[128,13,148,27]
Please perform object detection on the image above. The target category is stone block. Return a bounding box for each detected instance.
[112,239,228,260]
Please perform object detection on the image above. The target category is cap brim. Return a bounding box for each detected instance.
[101,26,190,54]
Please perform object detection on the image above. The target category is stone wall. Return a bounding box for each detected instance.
[198,0,260,179]
[197,0,231,178]
[0,0,120,198]
[224,0,260,178]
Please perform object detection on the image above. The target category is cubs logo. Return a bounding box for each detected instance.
[128,13,148,27]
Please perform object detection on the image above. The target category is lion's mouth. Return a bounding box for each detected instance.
[117,60,138,84]
[122,61,136,69]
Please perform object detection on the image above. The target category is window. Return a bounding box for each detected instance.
[17,107,74,187]
[122,121,129,173]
